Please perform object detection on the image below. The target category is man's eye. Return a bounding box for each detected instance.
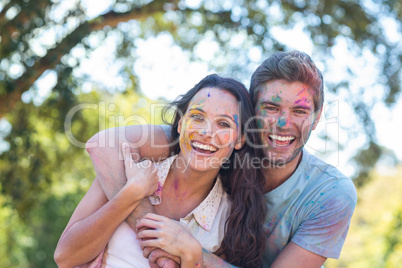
[266,106,278,111]
[294,110,306,114]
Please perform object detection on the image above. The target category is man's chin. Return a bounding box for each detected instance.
[262,149,302,168]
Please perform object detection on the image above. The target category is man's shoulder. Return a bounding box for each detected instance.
[302,151,357,203]
[304,150,350,181]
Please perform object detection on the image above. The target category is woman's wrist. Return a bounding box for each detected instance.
[118,183,147,205]
[180,240,203,268]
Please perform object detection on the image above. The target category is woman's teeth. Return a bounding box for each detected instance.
[192,142,217,152]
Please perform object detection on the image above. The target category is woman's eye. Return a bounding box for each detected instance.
[190,114,203,121]
[219,121,231,128]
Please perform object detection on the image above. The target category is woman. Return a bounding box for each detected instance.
[55,74,266,267]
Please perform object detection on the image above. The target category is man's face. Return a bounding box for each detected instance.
[255,79,321,167]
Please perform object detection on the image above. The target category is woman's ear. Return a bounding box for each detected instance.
[234,135,246,150]
[177,117,183,134]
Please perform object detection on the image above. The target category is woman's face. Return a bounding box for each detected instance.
[178,87,244,172]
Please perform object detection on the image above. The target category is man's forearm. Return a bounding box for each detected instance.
[86,128,137,199]
[202,249,238,268]
[126,198,156,231]
[86,125,170,200]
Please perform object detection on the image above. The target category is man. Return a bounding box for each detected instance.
[86,51,357,267]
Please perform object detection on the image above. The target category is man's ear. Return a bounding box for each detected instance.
[312,108,323,130]
[234,135,246,150]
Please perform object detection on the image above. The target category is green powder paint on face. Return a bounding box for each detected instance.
[271,94,281,102]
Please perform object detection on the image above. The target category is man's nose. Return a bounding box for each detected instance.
[277,115,291,128]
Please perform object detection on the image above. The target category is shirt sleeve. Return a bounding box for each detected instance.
[160,124,172,142]
[291,179,357,259]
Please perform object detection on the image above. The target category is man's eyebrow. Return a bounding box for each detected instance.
[260,101,280,107]
[293,104,313,110]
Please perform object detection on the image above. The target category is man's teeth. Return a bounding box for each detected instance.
[269,135,295,141]
[192,142,217,152]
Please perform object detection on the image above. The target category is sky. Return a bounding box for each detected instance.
[72,0,402,178]
[1,0,401,178]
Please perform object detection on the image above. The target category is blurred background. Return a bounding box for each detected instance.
[0,0,401,267]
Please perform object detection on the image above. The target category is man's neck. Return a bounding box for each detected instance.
[262,151,303,193]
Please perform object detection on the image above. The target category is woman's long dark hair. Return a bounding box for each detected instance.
[162,74,267,267]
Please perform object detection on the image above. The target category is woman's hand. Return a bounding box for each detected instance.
[137,213,204,267]
[122,142,158,198]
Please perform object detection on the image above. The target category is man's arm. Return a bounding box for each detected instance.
[271,180,357,267]
[146,248,239,268]
[86,125,171,228]
[271,242,326,268]
[86,125,171,199]
[87,125,178,267]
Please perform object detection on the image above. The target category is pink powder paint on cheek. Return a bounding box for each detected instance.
[173,178,179,191]
[223,134,230,143]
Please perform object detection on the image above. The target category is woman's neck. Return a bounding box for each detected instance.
[156,154,220,220]
[168,154,220,199]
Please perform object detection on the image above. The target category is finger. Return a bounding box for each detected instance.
[149,249,181,264]
[142,213,169,222]
[136,218,160,231]
[151,163,157,174]
[122,142,133,167]
[139,238,161,249]
[156,257,179,268]
[142,246,155,258]
[137,229,160,240]
[139,159,152,169]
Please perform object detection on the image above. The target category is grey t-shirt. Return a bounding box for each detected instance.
[262,150,357,266]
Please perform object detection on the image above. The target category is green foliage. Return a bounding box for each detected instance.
[0,0,401,266]
[0,88,165,267]
[325,167,402,268]
[0,0,400,184]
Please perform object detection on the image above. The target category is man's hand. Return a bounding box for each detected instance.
[146,248,180,268]
[138,225,180,268]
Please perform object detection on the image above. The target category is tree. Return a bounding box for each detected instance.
[0,0,400,185]
[324,167,402,267]
[0,87,165,267]
[0,1,401,266]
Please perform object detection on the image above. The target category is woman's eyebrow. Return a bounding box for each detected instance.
[189,107,205,113]
[219,114,236,123]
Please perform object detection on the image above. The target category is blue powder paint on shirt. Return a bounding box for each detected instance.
[207,92,210,97]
